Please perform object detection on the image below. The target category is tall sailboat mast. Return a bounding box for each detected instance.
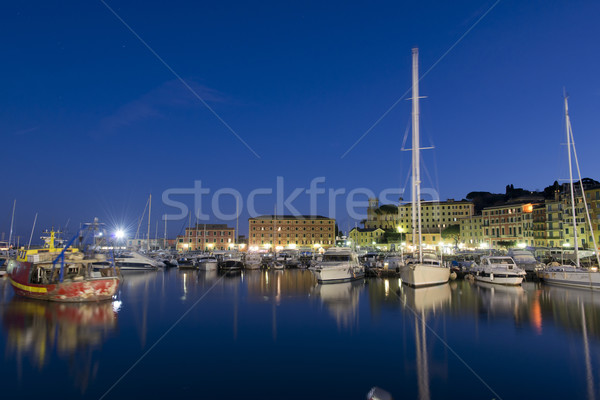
[8,199,16,249]
[565,95,579,267]
[163,215,167,249]
[146,194,152,251]
[411,48,423,262]
[235,197,239,247]
[273,205,277,251]
[567,105,600,268]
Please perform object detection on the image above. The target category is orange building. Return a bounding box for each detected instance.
[248,215,335,251]
[176,224,235,252]
[482,203,539,248]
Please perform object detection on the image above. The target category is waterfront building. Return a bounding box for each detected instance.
[481,203,538,248]
[248,215,335,251]
[459,215,485,248]
[348,227,385,247]
[533,204,547,247]
[365,197,474,233]
[561,185,600,249]
[543,184,600,249]
[406,229,443,248]
[523,207,535,246]
[176,224,236,252]
[545,195,563,248]
[586,187,600,248]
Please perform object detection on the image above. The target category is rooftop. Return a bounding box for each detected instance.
[190,224,233,229]
[250,215,333,220]
[350,227,384,233]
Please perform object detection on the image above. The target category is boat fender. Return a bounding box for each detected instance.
[490,272,494,281]
[449,271,457,281]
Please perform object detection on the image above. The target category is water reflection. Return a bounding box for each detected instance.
[312,281,364,330]
[2,297,117,392]
[398,284,451,400]
[120,271,160,348]
[538,285,600,399]
[197,269,219,285]
[246,269,315,302]
[400,284,452,314]
[474,281,528,319]
[1,270,600,399]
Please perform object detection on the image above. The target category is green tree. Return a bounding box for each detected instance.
[383,230,404,243]
[496,240,517,249]
[441,225,460,247]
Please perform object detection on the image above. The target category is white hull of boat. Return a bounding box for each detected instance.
[312,265,364,283]
[400,264,450,287]
[197,261,218,271]
[117,264,158,271]
[244,262,262,270]
[474,274,523,286]
[539,270,600,290]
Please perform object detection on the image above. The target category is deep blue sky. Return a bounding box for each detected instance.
[2,0,599,241]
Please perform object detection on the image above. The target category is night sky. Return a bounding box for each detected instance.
[2,0,599,242]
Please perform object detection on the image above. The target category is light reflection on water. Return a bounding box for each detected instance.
[0,270,599,399]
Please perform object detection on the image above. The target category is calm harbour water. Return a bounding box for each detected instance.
[1,269,599,400]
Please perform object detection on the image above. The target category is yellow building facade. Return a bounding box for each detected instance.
[348,227,386,247]
[365,198,474,233]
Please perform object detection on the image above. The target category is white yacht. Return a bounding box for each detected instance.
[196,255,219,271]
[398,48,450,288]
[114,251,164,270]
[472,256,526,286]
[539,264,600,290]
[218,251,244,271]
[382,253,403,273]
[244,253,262,270]
[151,251,178,268]
[270,260,285,270]
[508,249,543,274]
[311,247,364,284]
[538,95,600,290]
[275,251,298,267]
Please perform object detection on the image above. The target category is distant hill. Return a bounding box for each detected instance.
[371,178,600,215]
[467,178,600,213]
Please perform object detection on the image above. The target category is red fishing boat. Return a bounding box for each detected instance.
[7,230,120,302]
